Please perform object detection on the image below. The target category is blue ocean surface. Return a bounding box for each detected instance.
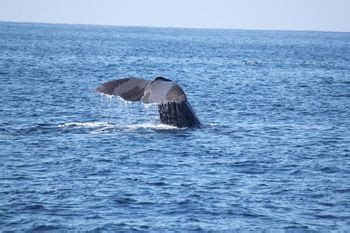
[0,22,349,231]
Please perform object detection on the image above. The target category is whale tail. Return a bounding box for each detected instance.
[95,77,150,101]
[96,77,200,128]
[158,101,200,128]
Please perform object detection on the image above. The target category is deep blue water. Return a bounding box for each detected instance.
[0,22,349,231]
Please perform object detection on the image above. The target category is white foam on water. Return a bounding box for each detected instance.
[92,123,180,133]
[59,121,181,133]
[58,122,113,128]
[124,123,179,130]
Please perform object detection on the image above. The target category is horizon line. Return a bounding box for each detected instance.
[1,19,349,34]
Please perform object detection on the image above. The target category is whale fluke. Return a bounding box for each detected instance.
[141,77,187,104]
[96,77,200,128]
[96,77,150,101]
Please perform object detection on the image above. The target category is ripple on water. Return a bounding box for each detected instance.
[1,22,350,231]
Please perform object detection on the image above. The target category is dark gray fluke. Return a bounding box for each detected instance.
[96,77,200,128]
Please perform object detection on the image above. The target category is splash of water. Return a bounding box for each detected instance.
[94,93,159,124]
[58,121,180,133]
[58,122,112,128]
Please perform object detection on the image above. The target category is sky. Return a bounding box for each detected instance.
[0,0,349,32]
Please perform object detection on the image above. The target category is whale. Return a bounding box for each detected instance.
[96,77,200,128]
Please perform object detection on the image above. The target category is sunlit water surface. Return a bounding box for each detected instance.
[0,22,349,231]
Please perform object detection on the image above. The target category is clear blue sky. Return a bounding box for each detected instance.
[0,0,349,32]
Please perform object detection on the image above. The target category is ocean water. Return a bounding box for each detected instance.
[0,22,349,231]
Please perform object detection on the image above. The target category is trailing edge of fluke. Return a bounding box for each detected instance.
[96,77,200,128]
